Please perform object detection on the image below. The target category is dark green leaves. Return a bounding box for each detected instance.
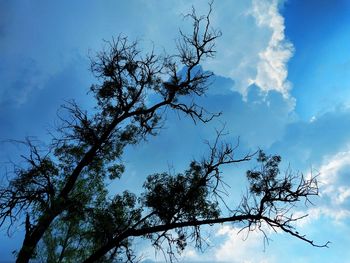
[247,150,282,196]
[107,164,125,180]
[143,161,219,224]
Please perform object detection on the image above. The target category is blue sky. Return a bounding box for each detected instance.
[1,0,350,262]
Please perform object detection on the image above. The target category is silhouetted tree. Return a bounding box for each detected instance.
[0,3,328,263]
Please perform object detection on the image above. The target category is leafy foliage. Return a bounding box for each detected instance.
[143,162,220,224]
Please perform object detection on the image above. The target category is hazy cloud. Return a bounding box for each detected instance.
[214,226,276,263]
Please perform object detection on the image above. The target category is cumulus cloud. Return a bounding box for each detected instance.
[155,0,294,99]
[318,150,350,188]
[198,0,294,99]
[249,0,294,97]
[317,150,350,219]
[287,148,350,231]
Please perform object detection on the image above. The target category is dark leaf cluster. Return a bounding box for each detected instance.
[143,161,220,224]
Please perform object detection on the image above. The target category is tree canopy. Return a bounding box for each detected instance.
[0,3,328,263]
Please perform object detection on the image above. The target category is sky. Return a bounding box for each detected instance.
[1,0,350,262]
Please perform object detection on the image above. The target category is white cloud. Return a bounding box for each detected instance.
[336,187,350,205]
[214,225,276,263]
[317,150,350,209]
[166,0,295,101]
[294,207,350,228]
[318,150,350,186]
[294,150,350,228]
[249,0,294,98]
[157,225,277,262]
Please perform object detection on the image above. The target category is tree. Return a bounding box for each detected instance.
[0,3,328,263]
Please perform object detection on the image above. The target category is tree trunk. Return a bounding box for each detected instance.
[16,212,58,263]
